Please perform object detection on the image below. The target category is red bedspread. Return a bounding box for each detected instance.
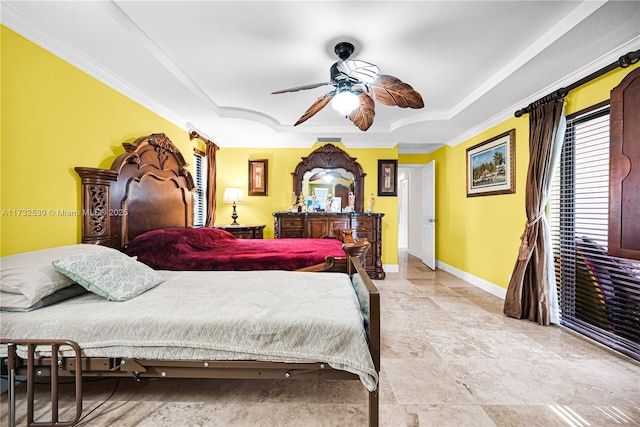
[124,227,346,271]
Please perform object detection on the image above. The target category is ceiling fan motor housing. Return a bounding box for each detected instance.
[334,42,354,60]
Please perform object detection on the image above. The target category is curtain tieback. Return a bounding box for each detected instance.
[517,212,544,260]
[526,212,545,228]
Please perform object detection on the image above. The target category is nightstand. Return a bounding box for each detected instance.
[214,224,265,239]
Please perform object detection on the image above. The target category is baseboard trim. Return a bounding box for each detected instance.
[383,264,399,273]
[436,260,507,299]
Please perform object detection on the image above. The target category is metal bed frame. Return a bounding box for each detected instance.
[2,257,380,427]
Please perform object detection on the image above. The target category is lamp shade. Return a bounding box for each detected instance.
[223,187,244,203]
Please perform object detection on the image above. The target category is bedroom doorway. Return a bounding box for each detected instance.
[398,163,435,269]
[398,174,409,249]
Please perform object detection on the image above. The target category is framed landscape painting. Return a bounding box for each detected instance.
[466,129,515,197]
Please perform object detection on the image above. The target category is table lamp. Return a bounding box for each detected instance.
[223,187,244,225]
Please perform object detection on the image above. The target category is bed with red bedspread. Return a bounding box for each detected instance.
[74,134,350,272]
[124,227,346,271]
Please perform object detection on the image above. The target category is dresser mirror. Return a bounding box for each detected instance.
[292,144,366,212]
[302,168,355,211]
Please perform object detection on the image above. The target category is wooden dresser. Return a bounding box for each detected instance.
[273,212,385,279]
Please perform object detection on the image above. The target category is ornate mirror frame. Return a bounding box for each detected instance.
[292,144,366,212]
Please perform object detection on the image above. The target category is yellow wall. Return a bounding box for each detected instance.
[1,26,193,255]
[1,26,399,265]
[400,63,640,289]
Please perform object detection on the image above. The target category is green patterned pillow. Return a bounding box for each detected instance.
[52,248,165,301]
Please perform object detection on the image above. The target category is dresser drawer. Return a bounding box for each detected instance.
[329,218,350,231]
[230,230,253,239]
[363,254,374,269]
[354,229,375,242]
[353,216,375,228]
[281,218,304,229]
[281,229,304,238]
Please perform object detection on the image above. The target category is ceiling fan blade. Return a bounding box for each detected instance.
[348,92,375,131]
[337,59,380,83]
[271,82,332,94]
[369,75,424,109]
[294,91,336,126]
[308,171,324,181]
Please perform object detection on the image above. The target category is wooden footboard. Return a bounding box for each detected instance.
[294,239,370,274]
[294,255,337,272]
[1,257,380,427]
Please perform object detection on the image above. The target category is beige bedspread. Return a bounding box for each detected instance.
[0,270,377,391]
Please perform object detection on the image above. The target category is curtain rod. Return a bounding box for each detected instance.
[189,130,219,149]
[514,49,640,117]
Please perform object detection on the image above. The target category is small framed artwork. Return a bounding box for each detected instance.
[378,159,398,196]
[466,129,516,197]
[248,159,268,196]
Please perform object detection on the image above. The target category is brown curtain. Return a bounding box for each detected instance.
[205,140,219,227]
[504,97,566,325]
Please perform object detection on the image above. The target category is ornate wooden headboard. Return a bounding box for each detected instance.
[75,133,195,250]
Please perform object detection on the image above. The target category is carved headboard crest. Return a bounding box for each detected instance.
[116,133,190,176]
[75,133,195,250]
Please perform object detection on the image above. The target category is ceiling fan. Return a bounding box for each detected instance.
[272,42,424,131]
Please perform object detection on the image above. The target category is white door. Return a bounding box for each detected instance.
[422,161,435,269]
[398,177,409,248]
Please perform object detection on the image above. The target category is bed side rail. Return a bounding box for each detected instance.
[348,256,380,371]
[348,256,380,427]
[1,339,83,427]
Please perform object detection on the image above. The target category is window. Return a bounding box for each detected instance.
[193,149,207,227]
[550,104,640,361]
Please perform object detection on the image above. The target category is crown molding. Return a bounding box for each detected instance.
[1,2,188,130]
[445,36,640,148]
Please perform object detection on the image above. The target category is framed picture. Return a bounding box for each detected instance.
[466,129,515,197]
[248,159,268,196]
[378,159,398,196]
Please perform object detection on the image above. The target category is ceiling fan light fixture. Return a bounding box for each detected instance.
[331,88,359,117]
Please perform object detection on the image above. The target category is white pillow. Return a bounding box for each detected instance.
[1,244,111,307]
[1,285,87,311]
[52,248,165,301]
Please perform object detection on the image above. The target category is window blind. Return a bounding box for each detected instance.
[550,105,640,361]
[193,150,207,228]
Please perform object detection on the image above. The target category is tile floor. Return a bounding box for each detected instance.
[3,252,639,426]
